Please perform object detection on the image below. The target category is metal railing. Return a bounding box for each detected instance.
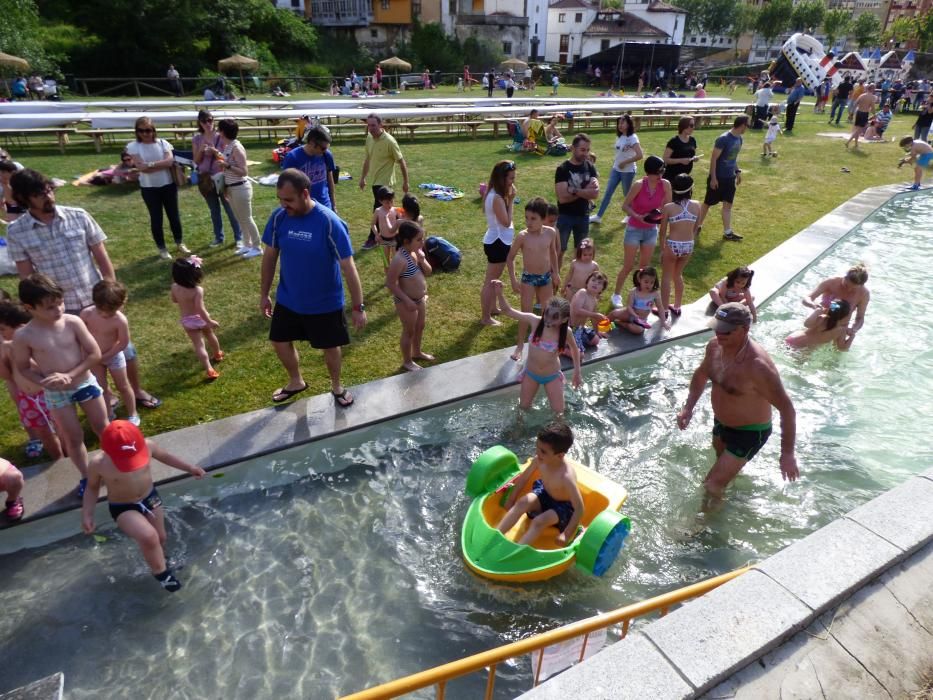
[340,566,749,700]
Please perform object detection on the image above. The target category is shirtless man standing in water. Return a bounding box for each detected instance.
[677,303,798,505]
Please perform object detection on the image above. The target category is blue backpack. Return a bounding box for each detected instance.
[425,236,461,272]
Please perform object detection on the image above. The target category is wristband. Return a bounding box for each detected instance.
[352,304,366,312]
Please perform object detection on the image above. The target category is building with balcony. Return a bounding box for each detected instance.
[453,0,530,60]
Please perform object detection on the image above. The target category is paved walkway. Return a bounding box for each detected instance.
[705,539,933,699]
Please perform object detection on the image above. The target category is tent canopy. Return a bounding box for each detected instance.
[379,56,412,71]
[218,54,259,72]
[500,58,530,72]
[0,52,30,72]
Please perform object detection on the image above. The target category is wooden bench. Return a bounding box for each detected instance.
[79,127,199,152]
[0,128,77,154]
[384,120,483,140]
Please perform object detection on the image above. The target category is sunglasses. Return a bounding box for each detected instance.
[714,328,735,336]
[136,128,154,134]
[504,161,516,171]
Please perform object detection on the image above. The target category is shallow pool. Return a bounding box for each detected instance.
[4,192,932,699]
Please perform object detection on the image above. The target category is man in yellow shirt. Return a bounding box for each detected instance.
[359,113,410,249]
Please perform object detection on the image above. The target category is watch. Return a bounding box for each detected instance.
[352,304,366,312]
[146,161,154,169]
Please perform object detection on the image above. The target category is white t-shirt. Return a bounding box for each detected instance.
[755,88,773,107]
[765,123,781,143]
[612,134,640,173]
[126,138,174,188]
[482,190,514,245]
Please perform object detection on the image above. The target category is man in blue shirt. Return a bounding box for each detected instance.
[282,124,338,212]
[696,115,748,242]
[784,78,805,132]
[260,169,367,407]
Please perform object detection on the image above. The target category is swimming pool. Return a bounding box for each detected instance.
[3,192,931,698]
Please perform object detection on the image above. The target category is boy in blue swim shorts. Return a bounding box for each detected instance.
[82,420,206,593]
[497,421,585,546]
[898,136,933,190]
[507,197,561,361]
[12,274,109,496]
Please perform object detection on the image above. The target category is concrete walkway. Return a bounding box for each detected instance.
[704,540,933,699]
[520,467,933,700]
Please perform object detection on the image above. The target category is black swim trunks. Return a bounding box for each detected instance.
[713,419,772,461]
[109,486,163,521]
[528,479,575,531]
[854,110,869,128]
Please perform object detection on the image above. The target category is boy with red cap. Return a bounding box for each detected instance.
[81,420,206,592]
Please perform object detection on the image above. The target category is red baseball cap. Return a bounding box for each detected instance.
[101,420,150,473]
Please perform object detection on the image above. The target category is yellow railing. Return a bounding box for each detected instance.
[341,566,750,700]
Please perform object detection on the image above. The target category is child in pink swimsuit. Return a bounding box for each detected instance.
[171,256,223,381]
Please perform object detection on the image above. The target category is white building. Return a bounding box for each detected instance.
[545,0,684,65]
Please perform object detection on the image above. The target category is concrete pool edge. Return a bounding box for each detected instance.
[518,469,933,700]
[2,183,907,534]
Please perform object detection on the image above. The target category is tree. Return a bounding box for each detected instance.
[728,3,758,58]
[883,16,916,45]
[673,0,738,36]
[0,0,55,72]
[791,0,826,33]
[850,12,881,49]
[410,21,462,73]
[822,8,851,51]
[462,36,503,72]
[914,10,933,51]
[755,0,793,50]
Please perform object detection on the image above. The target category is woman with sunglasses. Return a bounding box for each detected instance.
[662,117,701,184]
[480,160,517,326]
[193,110,242,249]
[126,117,188,260]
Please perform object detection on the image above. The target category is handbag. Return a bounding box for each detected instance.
[197,174,215,196]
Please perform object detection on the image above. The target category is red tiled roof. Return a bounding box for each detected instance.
[584,11,668,36]
[549,0,595,9]
[647,0,686,11]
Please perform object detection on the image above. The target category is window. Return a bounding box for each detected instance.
[381,0,389,8]
[559,34,570,51]
[371,28,378,37]
[700,37,707,43]
[503,41,512,54]
[535,23,538,33]
[601,39,610,50]
[291,0,299,6]
[575,12,583,21]
[558,12,566,21]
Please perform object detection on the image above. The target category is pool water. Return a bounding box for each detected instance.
[3,193,932,699]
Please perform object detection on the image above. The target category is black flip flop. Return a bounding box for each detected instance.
[332,389,354,407]
[272,383,308,403]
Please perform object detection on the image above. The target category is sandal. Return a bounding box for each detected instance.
[272,383,308,403]
[137,395,163,409]
[4,497,24,521]
[332,389,354,407]
[25,439,43,459]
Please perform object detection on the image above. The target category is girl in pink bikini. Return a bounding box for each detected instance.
[611,155,672,307]
[171,257,223,381]
[490,280,581,415]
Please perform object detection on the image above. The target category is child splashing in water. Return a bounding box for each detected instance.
[785,299,854,351]
[562,238,600,300]
[386,220,434,371]
[490,280,581,415]
[171,257,223,381]
[710,266,757,322]
[570,271,610,351]
[610,267,669,334]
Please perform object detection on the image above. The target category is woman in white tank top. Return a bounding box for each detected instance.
[480,160,517,325]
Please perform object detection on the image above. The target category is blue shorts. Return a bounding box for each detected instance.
[521,271,552,287]
[44,375,103,411]
[624,224,659,246]
[556,214,590,252]
[573,326,598,351]
[918,152,933,168]
[529,479,575,532]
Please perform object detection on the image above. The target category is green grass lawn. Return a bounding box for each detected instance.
[0,84,917,459]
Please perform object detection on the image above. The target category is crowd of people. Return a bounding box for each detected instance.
[0,73,910,591]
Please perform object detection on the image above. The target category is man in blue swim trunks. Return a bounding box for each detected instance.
[898,136,933,190]
[82,420,206,593]
[497,421,584,546]
[677,303,799,507]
